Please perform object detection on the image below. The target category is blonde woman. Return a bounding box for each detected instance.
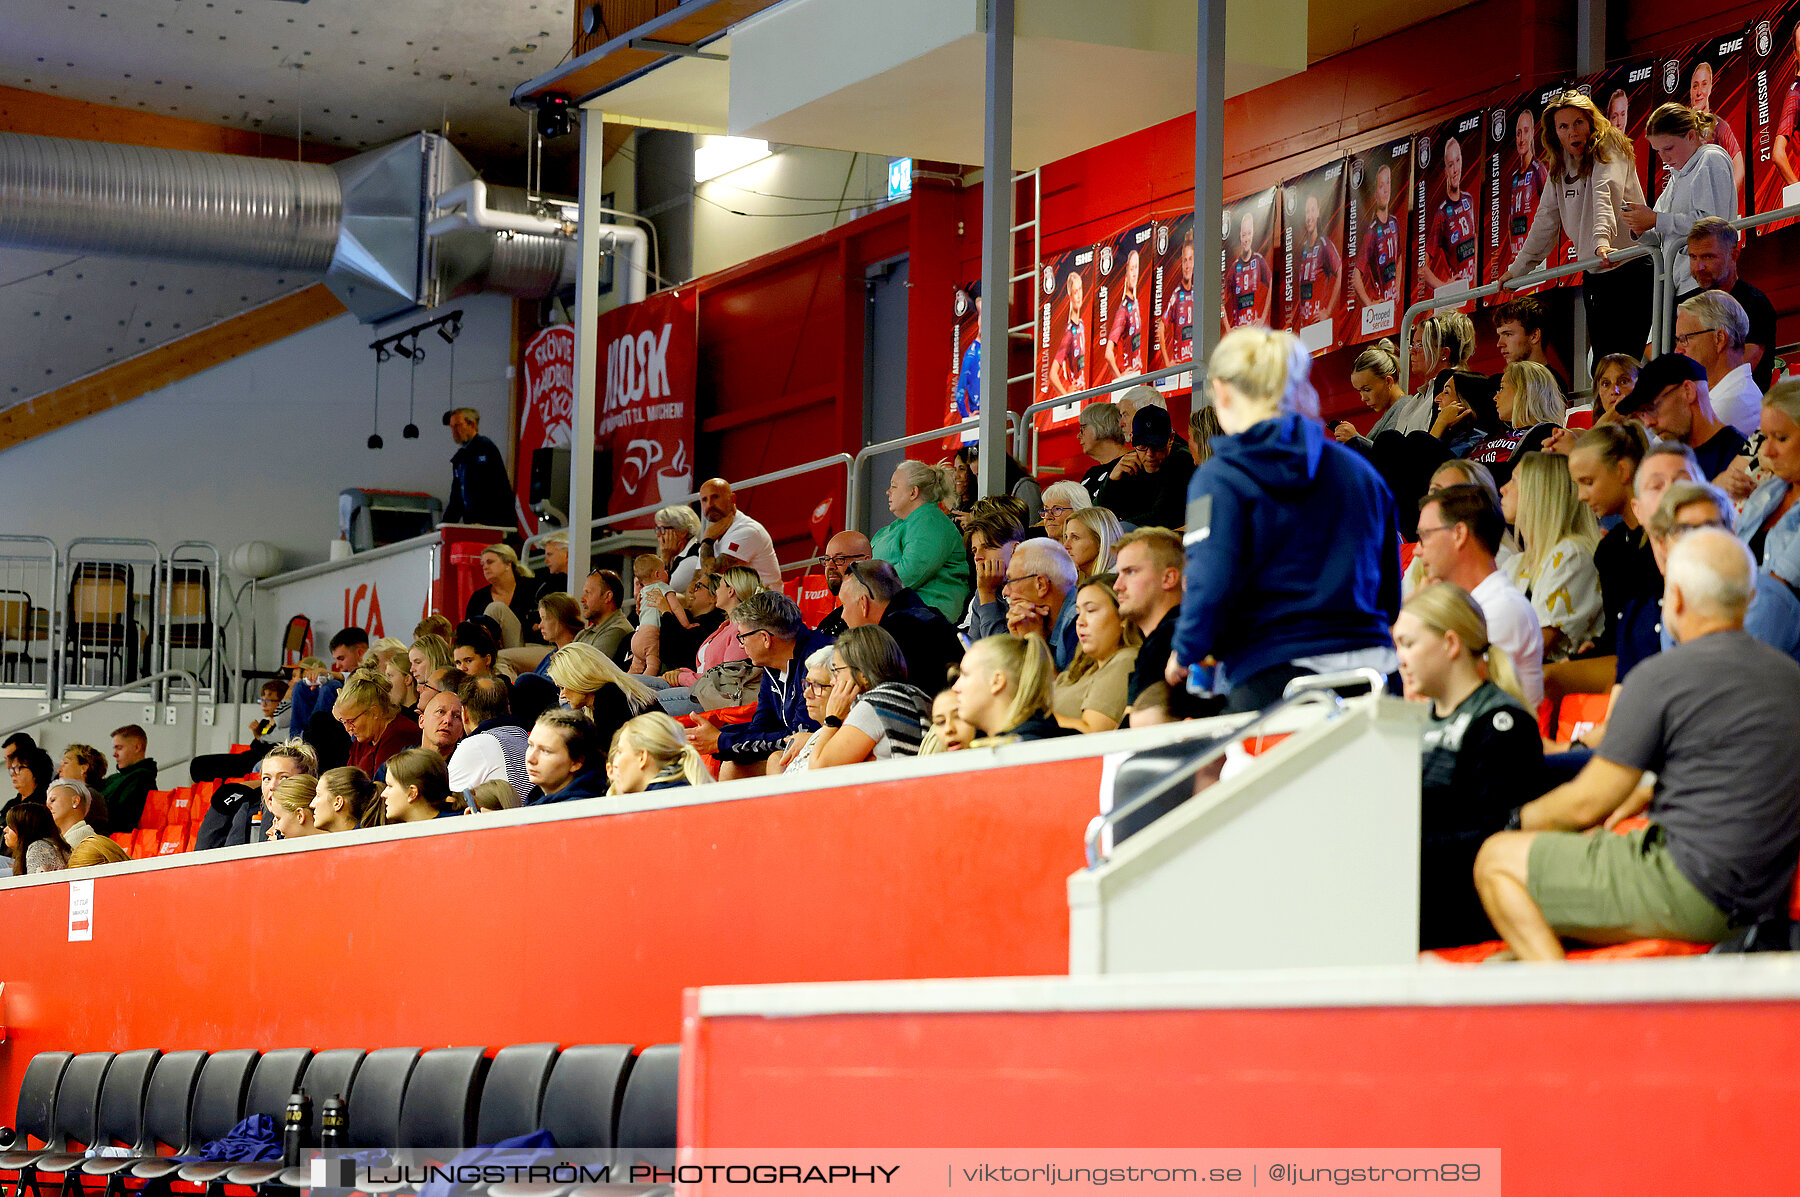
[952,634,1072,745]
[1038,480,1093,542]
[1622,103,1737,298]
[1060,506,1124,580]
[267,776,326,839]
[1393,583,1543,949]
[871,459,971,622]
[546,641,658,760]
[1334,338,1425,445]
[607,712,713,794]
[1168,327,1401,712]
[374,646,419,718]
[408,634,453,685]
[464,543,542,643]
[1404,312,1475,402]
[1498,90,1649,357]
[331,667,418,775]
[1467,359,1566,485]
[1051,575,1142,733]
[1501,452,1602,660]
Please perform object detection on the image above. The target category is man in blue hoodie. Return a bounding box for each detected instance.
[688,590,834,780]
[1169,329,1401,712]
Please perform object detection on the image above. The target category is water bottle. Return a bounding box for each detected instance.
[282,1089,313,1168]
[319,1094,347,1150]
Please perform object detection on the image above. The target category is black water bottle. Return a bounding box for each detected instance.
[282,1089,313,1168]
[319,1094,347,1151]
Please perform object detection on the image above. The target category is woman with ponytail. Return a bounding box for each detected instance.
[606,712,712,794]
[953,634,1074,745]
[1168,326,1402,712]
[1622,103,1737,297]
[1393,583,1545,949]
[871,458,972,621]
[1334,339,1426,447]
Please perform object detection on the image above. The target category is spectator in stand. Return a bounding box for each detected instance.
[1614,353,1747,480]
[544,642,657,761]
[1499,90,1650,358]
[464,545,541,643]
[1188,404,1223,466]
[1077,402,1132,496]
[575,569,634,661]
[654,505,706,593]
[872,460,972,622]
[1061,506,1124,579]
[266,776,326,840]
[310,767,378,832]
[415,614,455,642]
[451,624,511,680]
[1465,361,1566,485]
[443,407,514,528]
[538,530,569,599]
[1095,406,1195,530]
[419,666,467,711]
[1685,218,1775,392]
[1394,583,1543,950]
[963,444,1045,528]
[418,687,465,759]
[923,685,974,754]
[57,745,110,831]
[532,592,586,676]
[1413,485,1545,707]
[835,561,963,694]
[1476,529,1800,959]
[100,725,157,832]
[698,478,782,585]
[690,591,834,780]
[1491,296,1555,374]
[380,748,456,822]
[954,634,1074,745]
[1334,340,1421,446]
[1403,460,1502,598]
[961,502,1027,637]
[46,779,127,869]
[1112,528,1187,710]
[1052,574,1142,733]
[446,675,532,804]
[1169,327,1402,712]
[626,555,676,675]
[332,668,420,776]
[1407,312,1476,396]
[652,569,756,715]
[1038,481,1092,546]
[1427,370,1505,460]
[1565,423,1657,665]
[1117,386,1164,427]
[1591,354,1640,426]
[523,709,610,804]
[2,732,36,774]
[1645,482,1800,665]
[7,744,53,811]
[814,531,873,638]
[375,647,420,722]
[806,625,933,768]
[1623,103,1737,299]
[1733,381,1800,588]
[1674,290,1761,437]
[771,648,835,773]
[1501,453,1603,660]
[6,802,67,876]
[409,634,453,687]
[607,712,712,795]
[972,538,1079,669]
[656,569,733,678]
[463,779,517,813]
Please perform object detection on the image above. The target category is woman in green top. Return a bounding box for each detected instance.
[871,460,972,622]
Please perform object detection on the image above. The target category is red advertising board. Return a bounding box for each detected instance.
[1092,220,1155,393]
[1150,211,1196,397]
[1220,187,1279,337]
[515,324,575,537]
[1750,2,1800,233]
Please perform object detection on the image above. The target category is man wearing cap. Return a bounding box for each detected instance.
[1094,406,1196,530]
[1615,355,1747,483]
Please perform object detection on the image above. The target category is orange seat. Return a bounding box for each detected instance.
[183,821,201,853]
[1554,692,1611,744]
[798,573,835,628]
[155,825,186,856]
[137,789,170,830]
[109,832,133,850]
[129,828,158,858]
[164,787,195,827]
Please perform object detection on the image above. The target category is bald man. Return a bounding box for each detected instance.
[698,477,781,585]
[815,529,873,638]
[1475,527,1800,959]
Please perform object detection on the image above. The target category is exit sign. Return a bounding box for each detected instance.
[887,158,913,201]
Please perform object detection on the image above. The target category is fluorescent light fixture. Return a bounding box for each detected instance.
[694,136,771,183]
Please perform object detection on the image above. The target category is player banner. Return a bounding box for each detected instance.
[1484,81,1573,297]
[1220,187,1279,339]
[947,281,982,449]
[1092,221,1155,395]
[1036,244,1097,429]
[1345,137,1413,343]
[1580,50,1671,207]
[1282,157,1350,356]
[1413,109,1486,313]
[1150,211,1195,396]
[1671,26,1752,212]
[1751,2,1800,232]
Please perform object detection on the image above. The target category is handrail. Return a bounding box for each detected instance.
[1397,244,1661,393]
[1012,363,1198,459]
[66,536,166,698]
[0,534,62,702]
[1081,670,1387,869]
[847,412,1019,532]
[0,669,202,770]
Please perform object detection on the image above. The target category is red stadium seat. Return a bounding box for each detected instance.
[1554,692,1610,744]
[137,790,170,830]
[129,829,157,859]
[164,788,195,826]
[782,578,801,600]
[183,821,201,853]
[108,832,132,850]
[155,826,186,856]
[798,573,834,627]
[1565,405,1595,430]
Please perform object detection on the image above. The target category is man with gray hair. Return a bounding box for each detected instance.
[46,778,129,868]
[689,590,834,779]
[838,561,965,691]
[969,537,1080,668]
[1078,400,1132,496]
[1475,527,1800,959]
[444,406,514,527]
[1674,289,1760,437]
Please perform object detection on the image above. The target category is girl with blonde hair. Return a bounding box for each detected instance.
[952,634,1072,746]
[1501,452,1603,660]
[1467,360,1566,485]
[408,633,453,685]
[1060,506,1124,579]
[607,711,713,794]
[267,775,326,839]
[465,542,541,644]
[1051,575,1143,734]
[547,641,659,760]
[1392,583,1543,949]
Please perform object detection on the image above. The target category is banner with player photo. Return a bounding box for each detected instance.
[1281,158,1350,356]
[1483,80,1574,298]
[1750,1,1800,232]
[1150,211,1195,396]
[946,281,982,449]
[1669,25,1752,213]
[1412,109,1486,313]
[1220,186,1280,339]
[1345,138,1412,343]
[1579,51,1671,207]
[1092,221,1156,395]
[1035,244,1097,430]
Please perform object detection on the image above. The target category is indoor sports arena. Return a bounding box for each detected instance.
[2,0,1799,1193]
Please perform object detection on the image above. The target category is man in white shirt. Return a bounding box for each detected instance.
[1414,483,1545,708]
[1676,290,1761,438]
[699,477,781,585]
[447,676,531,804]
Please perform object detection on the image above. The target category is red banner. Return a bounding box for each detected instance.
[516,324,576,537]
[599,287,698,529]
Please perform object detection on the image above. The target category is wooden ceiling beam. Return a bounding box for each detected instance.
[0,84,352,161]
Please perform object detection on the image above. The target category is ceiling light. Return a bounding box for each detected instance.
[694,136,770,183]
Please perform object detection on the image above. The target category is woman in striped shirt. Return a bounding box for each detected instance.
[807,626,933,769]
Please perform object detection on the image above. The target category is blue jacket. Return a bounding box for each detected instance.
[717,626,836,761]
[522,762,610,805]
[1173,412,1400,687]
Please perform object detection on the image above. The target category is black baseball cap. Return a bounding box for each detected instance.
[1131,405,1172,447]
[1615,354,1705,416]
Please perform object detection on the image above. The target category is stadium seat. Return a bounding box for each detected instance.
[798,574,834,627]
[155,826,187,856]
[0,1050,111,1186]
[41,1049,159,1180]
[176,1049,311,1183]
[109,832,133,851]
[1554,692,1610,744]
[183,822,200,853]
[474,1043,560,1145]
[129,1049,257,1179]
[612,1045,680,1173]
[487,1045,635,1197]
[129,829,157,859]
[226,1048,394,1188]
[1566,405,1595,430]
[79,1050,205,1186]
[0,1052,72,1173]
[359,1046,489,1191]
[137,790,170,831]
[165,788,195,826]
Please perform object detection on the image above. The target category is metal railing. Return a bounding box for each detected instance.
[64,537,166,696]
[1082,670,1384,868]
[0,669,203,770]
[847,412,1019,532]
[1398,244,1663,393]
[1012,362,1199,465]
[0,535,61,697]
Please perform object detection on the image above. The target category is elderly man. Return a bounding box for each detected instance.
[418,687,466,759]
[1475,528,1800,959]
[815,530,873,638]
[968,537,1080,669]
[47,779,128,868]
[689,591,832,780]
[575,569,632,660]
[444,406,514,527]
[698,477,781,585]
[448,676,530,804]
[1614,353,1746,482]
[1674,290,1760,437]
[1095,406,1195,529]
[1684,217,1774,392]
[838,561,965,692]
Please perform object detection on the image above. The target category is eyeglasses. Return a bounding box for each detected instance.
[1672,329,1718,346]
[1040,505,1073,519]
[1414,523,1454,539]
[1667,517,1728,539]
[825,553,871,568]
[1002,573,1048,593]
[803,679,831,695]
[735,628,768,646]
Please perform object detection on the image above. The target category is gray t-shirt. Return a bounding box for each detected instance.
[1601,629,1800,919]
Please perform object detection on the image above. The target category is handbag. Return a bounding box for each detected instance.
[692,659,762,710]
